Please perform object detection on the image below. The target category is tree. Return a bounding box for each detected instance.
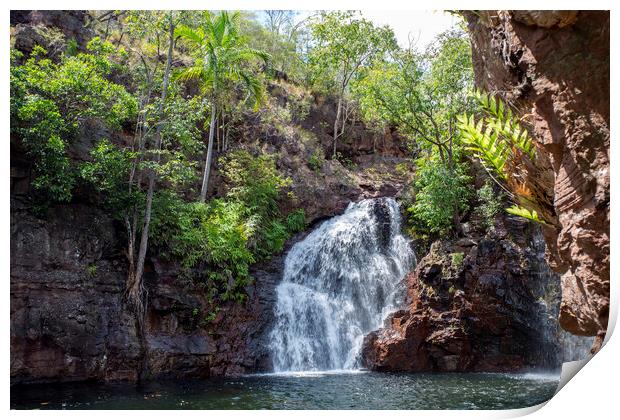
[122,12,178,313]
[176,11,269,203]
[308,11,397,157]
[352,27,475,234]
[264,10,296,35]
[353,27,474,167]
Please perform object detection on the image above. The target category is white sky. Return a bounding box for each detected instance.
[360,10,461,50]
[279,10,461,51]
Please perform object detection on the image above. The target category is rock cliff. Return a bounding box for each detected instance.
[463,10,609,349]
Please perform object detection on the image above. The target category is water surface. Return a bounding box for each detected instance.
[11,371,560,410]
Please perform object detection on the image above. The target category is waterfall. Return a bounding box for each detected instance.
[559,330,594,362]
[269,197,415,372]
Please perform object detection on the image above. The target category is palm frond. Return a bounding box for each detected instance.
[175,62,207,82]
[458,90,546,224]
[175,25,205,47]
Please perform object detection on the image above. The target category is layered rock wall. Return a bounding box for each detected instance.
[463,11,609,346]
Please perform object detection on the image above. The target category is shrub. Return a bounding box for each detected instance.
[10,41,137,203]
[407,157,472,236]
[308,149,324,172]
[286,209,306,233]
[476,180,504,231]
[451,252,464,268]
[80,139,139,218]
[149,151,305,305]
[86,263,98,278]
[150,194,256,303]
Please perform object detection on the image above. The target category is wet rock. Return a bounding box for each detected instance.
[362,217,562,372]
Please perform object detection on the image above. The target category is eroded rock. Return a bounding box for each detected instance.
[463,10,609,346]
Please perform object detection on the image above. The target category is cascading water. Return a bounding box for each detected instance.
[270,197,415,372]
[559,330,594,362]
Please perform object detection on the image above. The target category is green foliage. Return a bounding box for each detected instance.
[474,90,535,160]
[286,209,307,233]
[10,40,137,203]
[149,151,302,305]
[175,11,270,110]
[334,152,355,169]
[308,149,324,172]
[220,150,294,258]
[451,252,464,268]
[458,90,545,224]
[80,139,138,217]
[407,157,472,235]
[307,11,397,94]
[475,180,504,231]
[506,205,546,224]
[352,27,473,159]
[458,90,535,180]
[86,263,98,278]
[150,194,255,300]
[241,11,307,83]
[220,150,290,217]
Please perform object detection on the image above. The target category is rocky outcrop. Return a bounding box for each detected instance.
[9,199,291,384]
[362,216,562,372]
[463,11,609,348]
[11,11,94,57]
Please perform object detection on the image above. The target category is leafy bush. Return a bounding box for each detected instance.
[286,209,306,233]
[86,263,98,278]
[407,157,472,235]
[475,180,504,231]
[451,252,464,268]
[10,40,137,203]
[308,149,324,172]
[150,194,255,302]
[457,90,546,224]
[220,150,294,258]
[149,151,304,305]
[80,139,139,217]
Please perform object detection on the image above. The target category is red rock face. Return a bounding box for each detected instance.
[362,218,564,372]
[463,11,609,347]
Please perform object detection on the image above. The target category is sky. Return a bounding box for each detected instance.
[269,10,461,51]
[360,10,461,49]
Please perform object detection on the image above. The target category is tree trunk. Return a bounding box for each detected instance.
[199,101,217,203]
[333,95,343,157]
[128,16,175,309]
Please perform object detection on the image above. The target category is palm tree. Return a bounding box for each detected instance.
[176,11,269,202]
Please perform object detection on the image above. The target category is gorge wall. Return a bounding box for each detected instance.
[463,11,610,349]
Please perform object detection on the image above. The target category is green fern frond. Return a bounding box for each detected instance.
[505,205,546,224]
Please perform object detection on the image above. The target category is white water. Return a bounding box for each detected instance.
[559,329,594,362]
[270,198,415,372]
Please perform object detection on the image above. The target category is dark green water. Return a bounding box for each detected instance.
[11,371,560,410]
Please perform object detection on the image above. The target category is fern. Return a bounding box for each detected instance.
[505,205,546,224]
[471,90,536,160]
[458,90,546,224]
[457,114,509,180]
